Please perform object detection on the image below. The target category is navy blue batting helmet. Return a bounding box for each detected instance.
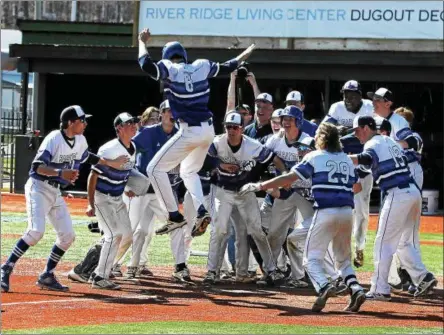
[281,106,303,129]
[162,41,187,63]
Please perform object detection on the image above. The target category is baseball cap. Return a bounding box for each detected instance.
[235,104,251,114]
[341,80,361,93]
[60,105,92,123]
[255,93,273,104]
[285,91,304,103]
[224,111,243,126]
[159,99,170,111]
[374,115,392,133]
[367,87,393,102]
[351,115,377,131]
[271,108,284,119]
[113,112,139,128]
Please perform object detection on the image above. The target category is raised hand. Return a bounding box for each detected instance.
[139,28,151,44]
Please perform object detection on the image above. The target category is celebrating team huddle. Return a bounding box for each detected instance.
[1,28,438,314]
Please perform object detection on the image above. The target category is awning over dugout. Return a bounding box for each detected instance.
[10,43,444,83]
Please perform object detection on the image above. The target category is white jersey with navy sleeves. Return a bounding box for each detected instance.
[209,134,274,191]
[386,112,412,141]
[324,99,373,127]
[362,135,412,193]
[292,150,357,209]
[265,132,314,189]
[91,139,136,197]
[30,130,89,186]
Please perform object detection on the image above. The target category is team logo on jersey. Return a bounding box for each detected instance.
[59,153,77,164]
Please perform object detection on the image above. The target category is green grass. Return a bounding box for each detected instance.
[3,321,443,334]
[0,212,209,266]
[1,212,442,272]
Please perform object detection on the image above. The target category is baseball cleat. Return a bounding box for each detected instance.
[256,270,280,287]
[67,269,89,284]
[220,271,233,281]
[36,272,69,292]
[312,283,337,312]
[353,249,364,268]
[407,284,417,295]
[389,281,403,293]
[125,266,138,279]
[191,212,211,237]
[202,271,217,286]
[92,278,121,290]
[156,219,187,236]
[334,277,350,296]
[365,292,391,301]
[88,272,97,284]
[344,289,366,313]
[1,264,13,293]
[284,278,309,289]
[235,275,257,284]
[111,264,123,277]
[137,265,154,277]
[172,268,195,286]
[414,273,438,297]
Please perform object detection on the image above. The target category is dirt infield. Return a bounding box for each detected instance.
[1,259,443,331]
[2,193,443,234]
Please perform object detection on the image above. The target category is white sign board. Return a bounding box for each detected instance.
[139,1,443,40]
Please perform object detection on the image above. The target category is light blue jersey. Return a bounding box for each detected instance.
[363,135,412,192]
[292,150,357,209]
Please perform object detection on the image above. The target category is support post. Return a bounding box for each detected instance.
[20,72,29,134]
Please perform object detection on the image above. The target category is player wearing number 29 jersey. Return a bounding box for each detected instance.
[292,151,356,209]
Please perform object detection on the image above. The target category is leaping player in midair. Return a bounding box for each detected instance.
[138,28,256,237]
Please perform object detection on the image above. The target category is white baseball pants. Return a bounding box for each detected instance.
[370,184,428,295]
[304,207,357,293]
[23,178,75,250]
[286,193,338,281]
[268,192,299,265]
[183,185,216,262]
[388,163,424,285]
[147,121,214,215]
[207,186,275,274]
[353,173,373,250]
[94,191,132,279]
[124,193,166,267]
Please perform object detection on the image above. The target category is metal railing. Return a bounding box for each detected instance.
[1,107,31,192]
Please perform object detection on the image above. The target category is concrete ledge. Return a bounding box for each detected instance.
[147,35,444,53]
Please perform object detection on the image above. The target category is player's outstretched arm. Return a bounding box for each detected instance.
[137,28,162,80]
[239,171,298,196]
[86,171,98,217]
[35,165,79,184]
[216,44,257,77]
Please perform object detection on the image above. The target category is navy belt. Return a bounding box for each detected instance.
[44,180,61,189]
[383,182,412,196]
[184,118,213,127]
